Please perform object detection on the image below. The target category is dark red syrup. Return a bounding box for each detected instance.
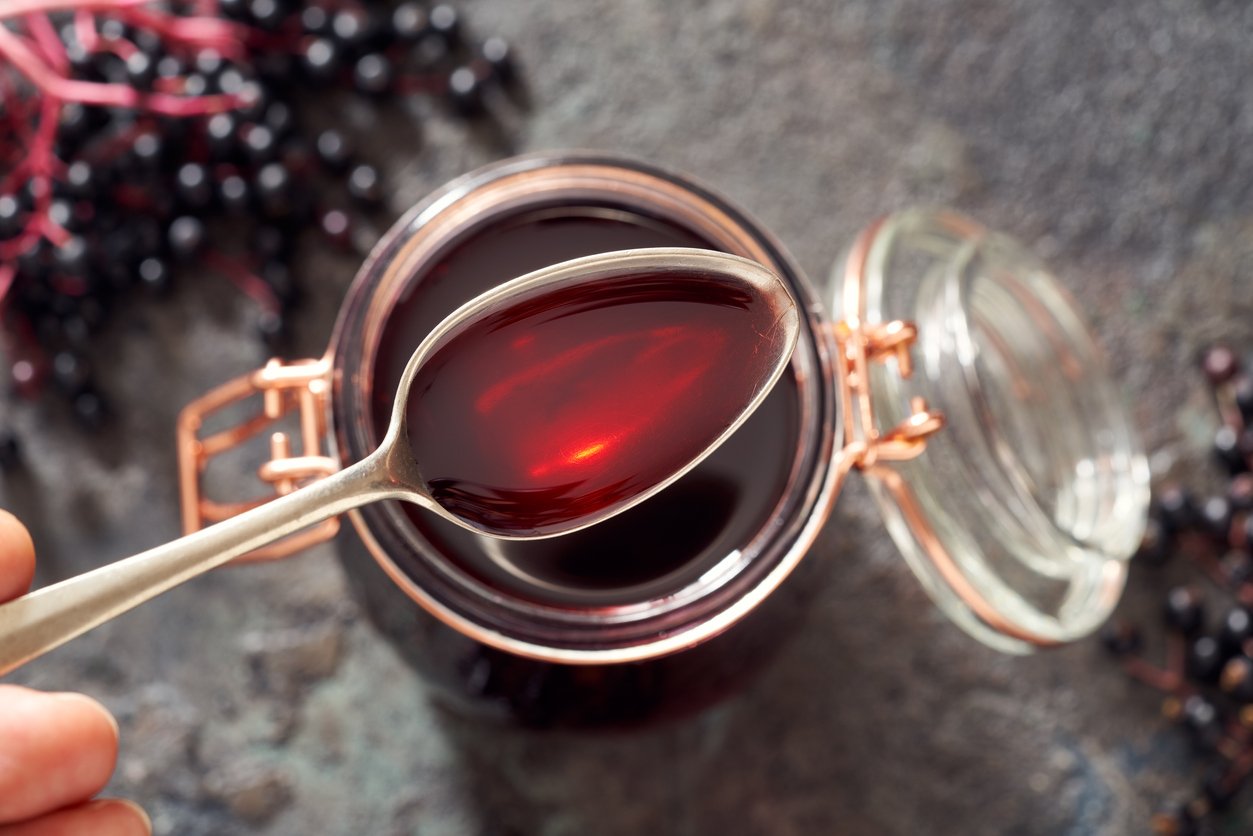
[406,269,789,538]
[372,209,799,607]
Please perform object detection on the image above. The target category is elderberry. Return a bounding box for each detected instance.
[1165,587,1205,636]
[1188,636,1225,684]
[1123,342,1253,824]
[1100,620,1141,657]
[0,0,524,435]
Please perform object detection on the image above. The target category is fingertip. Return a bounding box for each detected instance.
[51,691,121,749]
[0,798,152,836]
[0,688,121,823]
[0,509,34,601]
[103,798,153,836]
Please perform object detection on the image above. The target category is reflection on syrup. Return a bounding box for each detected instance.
[407,271,787,537]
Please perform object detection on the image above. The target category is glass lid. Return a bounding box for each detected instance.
[827,208,1150,653]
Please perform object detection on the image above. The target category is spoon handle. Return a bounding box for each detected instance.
[0,455,391,677]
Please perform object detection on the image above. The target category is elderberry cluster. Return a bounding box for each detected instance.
[0,0,520,434]
[1100,346,1253,836]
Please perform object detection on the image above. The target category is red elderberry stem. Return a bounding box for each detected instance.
[24,14,69,75]
[0,0,148,17]
[99,33,141,62]
[0,25,245,116]
[1121,654,1183,692]
[0,263,16,309]
[115,7,249,59]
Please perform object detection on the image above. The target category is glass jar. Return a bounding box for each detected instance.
[178,152,1149,726]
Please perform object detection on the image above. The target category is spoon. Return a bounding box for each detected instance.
[0,247,799,676]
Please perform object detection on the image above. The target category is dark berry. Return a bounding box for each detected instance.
[47,199,74,231]
[1220,606,1253,653]
[57,104,91,144]
[219,174,251,211]
[206,113,240,159]
[1222,549,1253,584]
[52,351,90,395]
[1229,473,1253,512]
[0,194,23,238]
[1221,655,1253,701]
[1203,765,1237,810]
[0,433,20,469]
[97,18,126,41]
[1235,375,1253,424]
[429,5,461,45]
[63,160,97,198]
[234,82,269,122]
[194,49,225,80]
[279,137,314,172]
[219,0,249,20]
[331,9,369,49]
[131,131,164,170]
[124,51,154,89]
[1215,425,1250,476]
[1164,586,1204,635]
[255,163,292,216]
[257,310,285,347]
[353,53,392,96]
[1188,635,1226,683]
[183,72,210,98]
[301,38,340,82]
[1099,620,1141,657]
[73,389,107,430]
[216,66,249,96]
[1156,485,1196,534]
[263,101,295,138]
[168,216,206,260]
[52,235,88,275]
[242,124,278,163]
[1200,495,1233,541]
[482,37,516,85]
[137,257,171,294]
[448,66,484,115]
[248,0,285,31]
[319,208,352,246]
[176,163,213,209]
[347,163,382,206]
[156,55,186,80]
[315,130,352,171]
[414,31,449,67]
[1181,694,1224,751]
[392,3,428,40]
[301,5,330,34]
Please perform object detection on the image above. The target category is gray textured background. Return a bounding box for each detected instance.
[4,1,1253,834]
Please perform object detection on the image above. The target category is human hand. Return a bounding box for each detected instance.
[0,510,150,836]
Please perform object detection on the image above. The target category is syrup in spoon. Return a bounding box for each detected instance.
[0,248,799,674]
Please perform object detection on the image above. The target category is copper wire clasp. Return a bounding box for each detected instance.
[176,357,339,563]
[832,318,945,474]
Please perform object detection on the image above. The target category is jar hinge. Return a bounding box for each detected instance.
[176,357,340,563]
[830,318,945,477]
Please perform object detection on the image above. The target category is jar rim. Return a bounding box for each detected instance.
[326,152,840,663]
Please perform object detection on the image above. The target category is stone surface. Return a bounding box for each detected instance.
[2,1,1252,834]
